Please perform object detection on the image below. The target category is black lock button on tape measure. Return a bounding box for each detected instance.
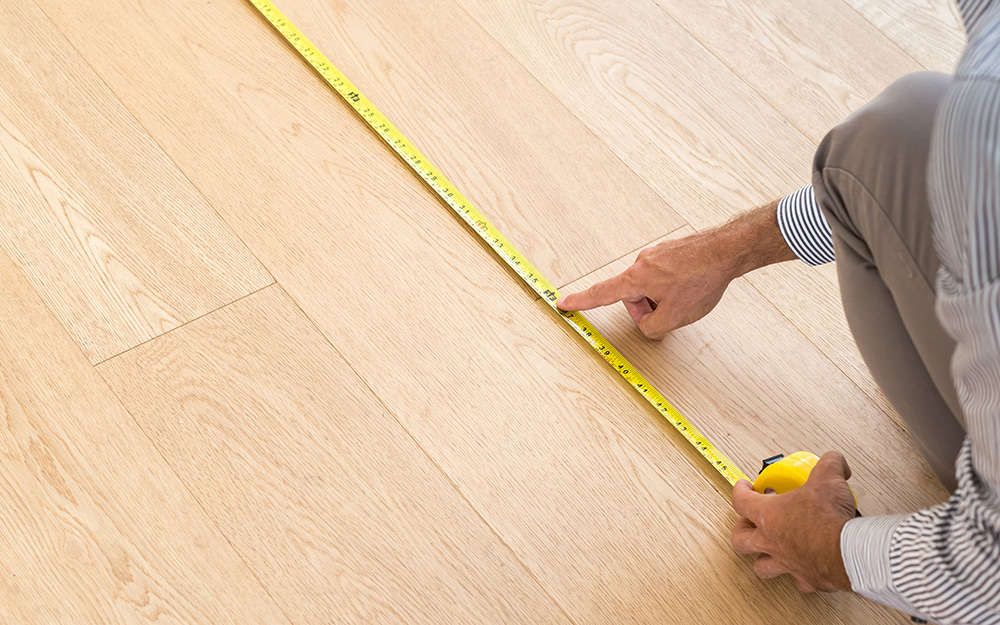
[247,0,842,500]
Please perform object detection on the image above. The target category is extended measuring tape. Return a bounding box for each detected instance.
[248,0,767,488]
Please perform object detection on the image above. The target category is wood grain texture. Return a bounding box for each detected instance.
[842,0,966,72]
[647,0,924,142]
[454,0,814,227]
[34,0,687,289]
[0,1,272,364]
[454,0,903,437]
[97,284,573,625]
[0,245,288,624]
[32,1,934,621]
[746,261,903,426]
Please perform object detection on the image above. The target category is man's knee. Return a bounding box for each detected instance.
[812,72,951,242]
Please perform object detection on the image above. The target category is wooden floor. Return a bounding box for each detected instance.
[0,0,965,622]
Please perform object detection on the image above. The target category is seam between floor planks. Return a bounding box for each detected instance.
[835,0,959,70]
[95,282,581,624]
[644,0,932,142]
[91,281,277,367]
[0,241,293,624]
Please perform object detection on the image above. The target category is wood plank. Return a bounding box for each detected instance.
[34,0,685,289]
[453,0,904,439]
[747,261,903,425]
[0,245,288,624]
[0,1,272,364]
[842,0,966,72]
[35,1,935,620]
[97,284,573,625]
[645,0,924,142]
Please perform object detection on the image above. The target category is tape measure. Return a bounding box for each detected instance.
[246,0,753,485]
[756,452,860,512]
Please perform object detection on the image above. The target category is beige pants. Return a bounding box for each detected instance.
[812,72,966,490]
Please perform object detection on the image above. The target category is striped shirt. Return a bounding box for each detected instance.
[779,2,1000,621]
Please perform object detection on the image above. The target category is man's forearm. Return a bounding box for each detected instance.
[706,199,799,280]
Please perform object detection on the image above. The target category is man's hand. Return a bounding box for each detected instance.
[556,232,743,339]
[730,451,857,593]
[556,201,796,340]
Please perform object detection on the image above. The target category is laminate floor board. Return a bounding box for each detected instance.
[744,261,902,425]
[35,0,690,290]
[455,0,903,434]
[842,0,966,72]
[642,0,925,142]
[97,284,574,625]
[0,1,272,364]
[32,1,943,621]
[0,239,288,623]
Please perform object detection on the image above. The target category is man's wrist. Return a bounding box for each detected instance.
[825,515,853,591]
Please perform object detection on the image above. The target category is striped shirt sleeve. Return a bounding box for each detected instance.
[840,8,1000,621]
[776,184,836,265]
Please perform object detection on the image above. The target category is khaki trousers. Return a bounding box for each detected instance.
[812,72,966,490]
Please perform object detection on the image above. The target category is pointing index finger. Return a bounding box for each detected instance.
[557,272,638,312]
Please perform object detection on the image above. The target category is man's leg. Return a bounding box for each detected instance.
[812,71,966,491]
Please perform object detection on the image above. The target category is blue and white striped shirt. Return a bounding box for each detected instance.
[780,2,1000,621]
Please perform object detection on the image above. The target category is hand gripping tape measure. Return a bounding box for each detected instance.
[246,0,851,502]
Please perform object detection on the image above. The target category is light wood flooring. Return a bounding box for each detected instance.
[0,0,966,622]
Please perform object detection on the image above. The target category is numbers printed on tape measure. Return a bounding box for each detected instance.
[248,0,750,486]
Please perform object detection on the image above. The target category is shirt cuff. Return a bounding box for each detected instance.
[776,184,836,265]
[841,514,928,620]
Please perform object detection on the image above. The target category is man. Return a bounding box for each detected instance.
[557,1,1000,622]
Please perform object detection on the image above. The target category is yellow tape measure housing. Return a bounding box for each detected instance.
[247,0,750,486]
[755,452,859,511]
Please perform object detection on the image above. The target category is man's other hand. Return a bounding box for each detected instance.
[730,451,857,593]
